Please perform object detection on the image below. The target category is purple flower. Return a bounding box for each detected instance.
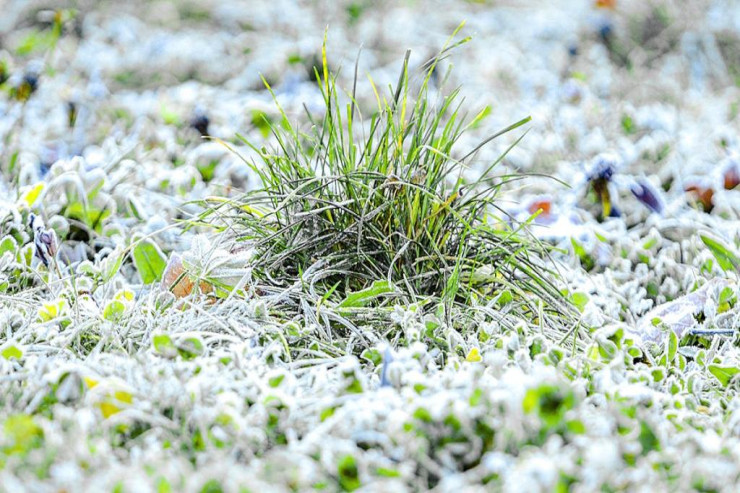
[586,154,621,219]
[190,112,210,137]
[587,154,619,182]
[630,178,664,214]
[29,214,58,268]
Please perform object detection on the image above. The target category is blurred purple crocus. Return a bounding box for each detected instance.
[586,153,620,219]
[630,178,664,214]
[29,214,58,268]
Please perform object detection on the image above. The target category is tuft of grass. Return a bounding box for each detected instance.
[198,29,574,350]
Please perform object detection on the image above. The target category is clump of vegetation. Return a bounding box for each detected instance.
[200,31,574,347]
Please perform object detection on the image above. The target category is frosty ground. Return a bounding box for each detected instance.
[2,1,740,492]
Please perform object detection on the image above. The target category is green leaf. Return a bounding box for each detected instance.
[413,407,432,423]
[153,334,177,358]
[338,280,396,308]
[268,374,285,388]
[571,237,594,271]
[103,300,126,321]
[597,339,618,360]
[638,420,660,454]
[696,349,706,367]
[469,105,492,129]
[127,197,145,220]
[443,256,462,303]
[133,238,167,284]
[320,407,336,422]
[469,388,483,406]
[3,414,43,455]
[566,419,586,434]
[16,29,53,56]
[621,114,635,135]
[0,236,18,257]
[571,292,589,313]
[159,104,180,126]
[65,202,111,231]
[344,377,363,394]
[20,243,33,267]
[337,454,360,491]
[251,110,273,138]
[627,346,643,359]
[708,364,740,387]
[177,337,204,360]
[197,160,219,182]
[700,234,740,272]
[522,388,538,414]
[200,479,223,493]
[719,286,735,305]
[156,477,172,493]
[496,290,513,307]
[375,467,400,478]
[665,330,678,366]
[1,344,23,360]
[100,247,125,282]
[360,348,382,366]
[642,237,658,249]
[522,384,576,428]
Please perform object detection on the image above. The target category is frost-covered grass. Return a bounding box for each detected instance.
[2,1,740,492]
[192,33,574,361]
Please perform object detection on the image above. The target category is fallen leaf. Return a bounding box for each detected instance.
[637,279,729,342]
[161,253,212,298]
[595,0,617,8]
[724,164,740,190]
[685,184,714,212]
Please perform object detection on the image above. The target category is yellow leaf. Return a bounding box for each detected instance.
[99,402,121,418]
[466,347,482,363]
[115,289,134,302]
[83,377,98,389]
[18,183,45,208]
[114,391,133,404]
[98,391,133,418]
[37,299,67,322]
[238,203,265,218]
